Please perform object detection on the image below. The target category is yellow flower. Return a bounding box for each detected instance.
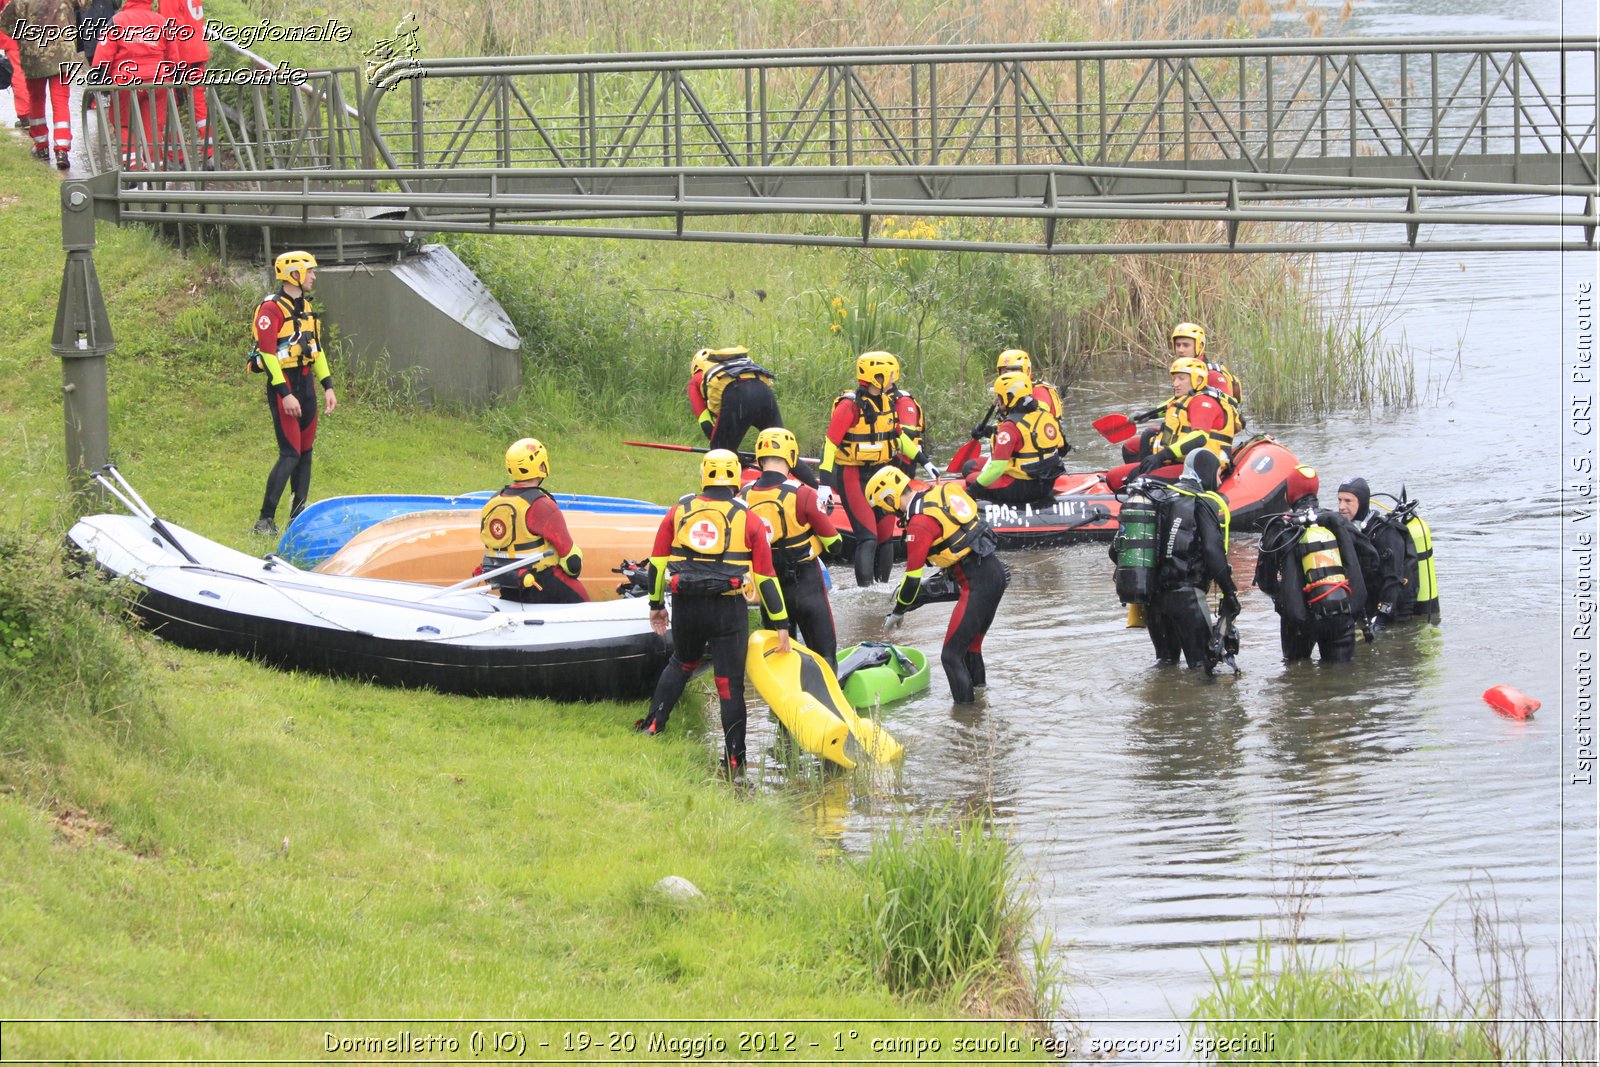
[830,323,841,333]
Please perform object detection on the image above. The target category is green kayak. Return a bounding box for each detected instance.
[836,642,930,708]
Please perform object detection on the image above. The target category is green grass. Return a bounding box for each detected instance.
[1189,934,1501,1062]
[0,135,1071,1058]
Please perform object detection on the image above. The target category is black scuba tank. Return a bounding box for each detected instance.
[1114,488,1159,605]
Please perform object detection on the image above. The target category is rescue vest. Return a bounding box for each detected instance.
[1207,360,1242,402]
[667,493,753,595]
[740,478,821,566]
[892,389,925,450]
[1034,380,1064,417]
[480,485,559,590]
[261,290,321,370]
[833,390,898,466]
[1158,391,1241,461]
[909,483,989,568]
[998,405,1066,482]
[702,356,774,417]
[1297,522,1353,617]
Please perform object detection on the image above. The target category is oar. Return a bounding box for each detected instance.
[420,551,554,600]
[623,440,821,466]
[1092,403,1169,445]
[948,403,996,472]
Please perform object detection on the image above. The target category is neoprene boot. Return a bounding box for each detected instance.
[853,538,877,586]
[874,541,895,583]
[636,657,694,733]
[964,651,987,689]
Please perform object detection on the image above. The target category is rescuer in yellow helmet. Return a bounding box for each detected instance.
[478,438,588,603]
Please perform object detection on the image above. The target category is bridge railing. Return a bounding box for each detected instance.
[359,38,1597,188]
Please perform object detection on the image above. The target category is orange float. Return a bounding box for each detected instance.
[1483,684,1540,719]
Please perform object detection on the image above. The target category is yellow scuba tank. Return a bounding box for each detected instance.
[1298,522,1352,615]
[1405,512,1439,620]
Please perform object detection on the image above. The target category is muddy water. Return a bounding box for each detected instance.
[746,1,1598,1051]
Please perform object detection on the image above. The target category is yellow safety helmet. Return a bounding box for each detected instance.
[274,250,318,287]
[690,348,716,377]
[700,449,743,488]
[995,348,1033,375]
[1170,357,1208,392]
[754,427,799,468]
[864,465,912,513]
[505,437,550,482]
[706,345,749,360]
[1171,322,1207,357]
[856,351,898,390]
[993,370,1033,410]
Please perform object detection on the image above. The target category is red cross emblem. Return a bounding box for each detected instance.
[487,517,508,540]
[688,520,721,550]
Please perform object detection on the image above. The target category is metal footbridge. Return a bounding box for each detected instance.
[77,36,1599,254]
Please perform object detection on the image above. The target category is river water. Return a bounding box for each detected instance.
[745,1,1600,1056]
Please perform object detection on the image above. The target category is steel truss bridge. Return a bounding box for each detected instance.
[79,36,1599,254]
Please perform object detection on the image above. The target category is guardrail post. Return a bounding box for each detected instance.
[53,180,116,496]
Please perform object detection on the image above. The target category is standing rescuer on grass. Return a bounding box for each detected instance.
[635,450,790,775]
[250,251,336,536]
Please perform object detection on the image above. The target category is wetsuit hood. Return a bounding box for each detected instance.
[1338,477,1371,520]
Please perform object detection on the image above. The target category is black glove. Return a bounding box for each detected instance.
[1220,592,1241,617]
[1134,454,1165,476]
[970,422,995,440]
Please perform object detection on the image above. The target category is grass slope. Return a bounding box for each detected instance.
[0,139,1048,1057]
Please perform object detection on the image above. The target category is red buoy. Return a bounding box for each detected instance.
[1484,685,1540,719]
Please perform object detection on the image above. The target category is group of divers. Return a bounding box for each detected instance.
[475,322,1439,772]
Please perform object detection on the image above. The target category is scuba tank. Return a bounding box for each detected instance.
[1297,521,1353,617]
[1400,505,1439,621]
[1113,486,1159,605]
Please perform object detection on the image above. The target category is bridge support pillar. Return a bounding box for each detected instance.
[313,244,522,409]
[53,181,116,497]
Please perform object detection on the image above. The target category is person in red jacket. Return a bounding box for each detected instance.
[479,438,587,604]
[0,0,32,132]
[162,0,209,166]
[0,0,81,167]
[92,0,180,171]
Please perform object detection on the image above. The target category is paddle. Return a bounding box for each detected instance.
[420,551,554,600]
[623,440,821,467]
[94,466,200,564]
[948,403,996,472]
[1092,404,1169,445]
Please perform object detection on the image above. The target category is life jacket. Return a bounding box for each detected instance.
[1034,380,1064,417]
[908,483,991,568]
[833,390,898,466]
[891,388,925,453]
[1158,391,1240,462]
[740,478,821,567]
[998,403,1066,482]
[1206,360,1242,403]
[702,355,774,417]
[261,290,321,371]
[1297,522,1354,617]
[1155,485,1230,591]
[666,493,753,596]
[479,485,558,590]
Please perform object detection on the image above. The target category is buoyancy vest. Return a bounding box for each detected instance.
[1156,486,1230,591]
[667,493,754,595]
[833,390,898,466]
[1034,380,1064,417]
[702,356,774,416]
[740,478,820,566]
[1297,522,1354,617]
[909,483,991,568]
[892,388,925,451]
[1158,390,1240,461]
[1207,360,1242,403]
[1000,404,1066,482]
[263,290,321,370]
[480,485,558,590]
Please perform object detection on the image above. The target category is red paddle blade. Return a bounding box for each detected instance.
[948,436,982,472]
[1091,413,1138,445]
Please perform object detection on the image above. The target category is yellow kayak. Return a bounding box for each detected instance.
[746,630,904,768]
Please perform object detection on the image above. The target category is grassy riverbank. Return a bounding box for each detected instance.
[0,141,1062,1057]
